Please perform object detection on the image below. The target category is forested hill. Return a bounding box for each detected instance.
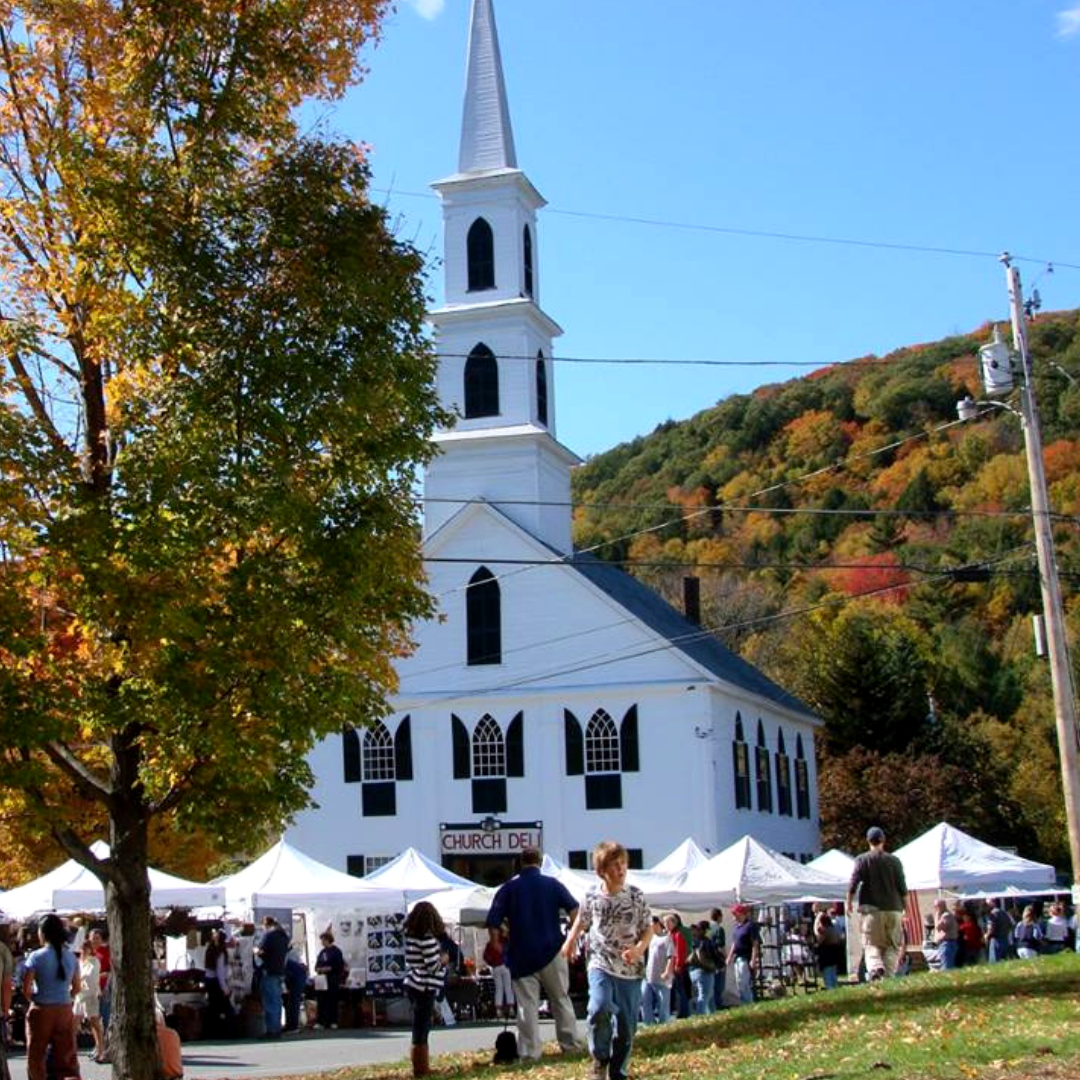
[571,310,1080,866]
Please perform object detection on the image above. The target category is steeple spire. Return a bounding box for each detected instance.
[458,0,517,174]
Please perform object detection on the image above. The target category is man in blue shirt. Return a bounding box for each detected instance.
[486,847,583,1060]
[255,916,290,1038]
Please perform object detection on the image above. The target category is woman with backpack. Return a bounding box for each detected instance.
[22,914,81,1080]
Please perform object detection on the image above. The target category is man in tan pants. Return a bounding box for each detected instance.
[846,826,908,980]
[486,847,584,1059]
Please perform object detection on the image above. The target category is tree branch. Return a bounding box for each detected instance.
[43,740,113,802]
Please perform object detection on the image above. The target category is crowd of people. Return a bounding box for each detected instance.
[926,897,1075,968]
[2,831,1075,1080]
[0,914,182,1080]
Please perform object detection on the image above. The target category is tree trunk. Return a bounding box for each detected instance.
[106,742,160,1080]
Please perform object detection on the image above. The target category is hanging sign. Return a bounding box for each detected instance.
[439,821,543,856]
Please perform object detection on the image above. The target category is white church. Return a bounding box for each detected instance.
[287,0,821,885]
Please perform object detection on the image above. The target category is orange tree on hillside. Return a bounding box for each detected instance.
[0,4,448,1079]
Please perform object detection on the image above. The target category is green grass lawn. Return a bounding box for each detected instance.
[322,953,1080,1080]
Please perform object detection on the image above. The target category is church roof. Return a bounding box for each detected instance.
[570,552,818,721]
[459,0,517,173]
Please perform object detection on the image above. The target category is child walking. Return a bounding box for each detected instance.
[562,841,652,1080]
[403,901,446,1078]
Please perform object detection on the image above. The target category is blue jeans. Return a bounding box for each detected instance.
[988,939,1011,964]
[820,965,838,989]
[734,957,754,1004]
[261,973,284,1035]
[712,965,726,1010]
[587,968,642,1080]
[689,968,715,1014]
[938,940,959,970]
[640,980,669,1025]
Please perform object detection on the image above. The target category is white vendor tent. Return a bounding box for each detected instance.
[677,835,848,906]
[222,840,400,913]
[361,847,477,902]
[0,841,224,919]
[627,837,712,907]
[893,822,1057,893]
[427,884,497,927]
[807,849,856,881]
[540,853,593,901]
[648,838,711,875]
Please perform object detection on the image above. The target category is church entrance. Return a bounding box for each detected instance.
[443,854,520,887]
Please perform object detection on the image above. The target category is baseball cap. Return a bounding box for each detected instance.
[866,826,885,843]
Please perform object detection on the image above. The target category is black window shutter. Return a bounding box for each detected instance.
[564,710,584,776]
[620,705,640,772]
[343,727,361,784]
[627,848,644,870]
[346,855,365,878]
[472,778,507,814]
[506,712,524,777]
[568,850,588,870]
[362,782,396,817]
[585,774,622,810]
[395,716,413,781]
[452,714,471,779]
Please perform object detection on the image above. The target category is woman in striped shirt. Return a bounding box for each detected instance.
[404,901,446,1078]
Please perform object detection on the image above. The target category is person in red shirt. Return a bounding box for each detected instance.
[663,914,689,1018]
[956,907,984,967]
[90,929,112,1033]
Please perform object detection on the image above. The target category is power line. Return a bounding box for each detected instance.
[399,549,1035,711]
[424,555,1071,579]
[420,496,1079,525]
[429,412,1010,602]
[371,186,1080,273]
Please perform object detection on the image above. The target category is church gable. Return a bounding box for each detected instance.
[397,501,708,695]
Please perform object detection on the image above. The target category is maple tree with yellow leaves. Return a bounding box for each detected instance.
[0,3,448,1077]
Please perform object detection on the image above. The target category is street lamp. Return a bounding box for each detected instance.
[957,254,1080,897]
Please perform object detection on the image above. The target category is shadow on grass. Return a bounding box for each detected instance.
[624,954,1080,1063]
[431,955,1080,1079]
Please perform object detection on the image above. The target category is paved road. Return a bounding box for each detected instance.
[5,1020,571,1080]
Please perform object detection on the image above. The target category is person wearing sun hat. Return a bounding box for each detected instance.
[846,826,908,981]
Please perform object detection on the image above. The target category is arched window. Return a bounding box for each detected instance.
[523,224,534,297]
[732,713,751,809]
[472,714,506,777]
[583,708,622,810]
[464,343,499,419]
[795,734,811,819]
[360,719,397,816]
[775,728,793,817]
[755,719,773,813]
[466,566,501,665]
[363,720,395,781]
[467,217,495,291]
[585,709,620,773]
[536,353,548,427]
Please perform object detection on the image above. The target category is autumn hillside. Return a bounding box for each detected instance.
[571,310,1080,867]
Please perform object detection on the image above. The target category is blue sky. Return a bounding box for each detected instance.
[315,0,1080,459]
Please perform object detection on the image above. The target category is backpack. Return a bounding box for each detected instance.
[493,1029,518,1063]
[692,937,718,973]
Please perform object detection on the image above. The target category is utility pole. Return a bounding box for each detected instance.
[1001,254,1080,894]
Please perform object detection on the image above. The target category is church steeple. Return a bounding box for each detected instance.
[459,0,517,174]
[424,0,580,555]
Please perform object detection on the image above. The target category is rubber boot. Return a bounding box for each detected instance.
[412,1045,430,1078]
